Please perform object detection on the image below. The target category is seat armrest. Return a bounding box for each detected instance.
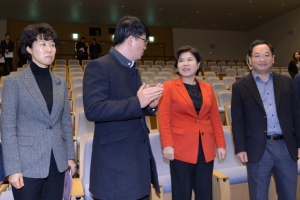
[213,170,231,200]
[151,182,164,200]
[0,184,9,194]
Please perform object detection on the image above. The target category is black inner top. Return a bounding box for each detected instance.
[30,62,53,114]
[184,82,203,114]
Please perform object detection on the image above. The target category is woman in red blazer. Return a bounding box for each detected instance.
[158,46,226,200]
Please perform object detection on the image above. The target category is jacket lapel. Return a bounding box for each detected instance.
[243,73,265,112]
[22,66,51,120]
[50,72,61,120]
[197,80,207,118]
[175,77,197,115]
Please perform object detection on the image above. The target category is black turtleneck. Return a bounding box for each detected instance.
[184,82,202,114]
[30,62,53,114]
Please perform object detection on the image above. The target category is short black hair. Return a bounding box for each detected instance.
[113,15,149,45]
[81,37,85,40]
[248,39,274,56]
[21,22,58,61]
[174,46,203,76]
[5,33,10,37]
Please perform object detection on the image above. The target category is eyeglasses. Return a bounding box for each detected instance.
[133,36,148,45]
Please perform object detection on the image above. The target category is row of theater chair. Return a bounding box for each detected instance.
[206,61,246,69]
[138,65,175,73]
[136,61,175,68]
[53,59,91,67]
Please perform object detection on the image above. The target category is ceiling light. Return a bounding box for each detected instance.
[72,33,78,39]
[149,36,154,42]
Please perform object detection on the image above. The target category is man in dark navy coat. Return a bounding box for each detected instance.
[232,40,300,200]
[83,16,163,200]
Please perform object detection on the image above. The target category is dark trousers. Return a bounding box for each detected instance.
[246,139,297,200]
[12,151,65,200]
[4,58,13,74]
[170,141,214,200]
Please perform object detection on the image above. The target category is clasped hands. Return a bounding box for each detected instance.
[137,83,164,108]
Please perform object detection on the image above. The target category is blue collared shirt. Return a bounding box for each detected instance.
[252,71,282,135]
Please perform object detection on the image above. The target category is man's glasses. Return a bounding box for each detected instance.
[133,36,148,45]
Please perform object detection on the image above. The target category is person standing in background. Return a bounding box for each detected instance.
[1,33,14,75]
[288,51,300,79]
[89,38,101,60]
[75,37,88,65]
[83,15,163,199]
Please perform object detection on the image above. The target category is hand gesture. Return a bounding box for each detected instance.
[137,83,163,108]
[163,146,174,161]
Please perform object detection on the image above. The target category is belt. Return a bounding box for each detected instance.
[267,135,284,140]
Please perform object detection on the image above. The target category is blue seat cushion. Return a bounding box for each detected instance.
[217,166,248,185]
[159,175,172,193]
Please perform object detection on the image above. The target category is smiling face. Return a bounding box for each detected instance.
[249,44,274,75]
[26,36,56,68]
[177,51,200,83]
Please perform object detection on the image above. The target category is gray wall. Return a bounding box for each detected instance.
[172,7,300,66]
[0,20,7,41]
[247,7,300,66]
[172,28,248,62]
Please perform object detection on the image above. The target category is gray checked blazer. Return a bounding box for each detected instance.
[1,65,75,178]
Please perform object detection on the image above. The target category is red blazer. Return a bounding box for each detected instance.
[158,77,226,164]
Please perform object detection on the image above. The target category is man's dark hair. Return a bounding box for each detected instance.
[5,33,10,37]
[174,46,203,76]
[248,39,274,56]
[20,22,58,61]
[113,16,149,45]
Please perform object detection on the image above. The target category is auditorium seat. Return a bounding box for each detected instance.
[211,82,227,94]
[213,129,278,200]
[138,65,150,71]
[206,76,221,84]
[68,60,80,66]
[155,61,165,68]
[166,61,175,66]
[144,60,153,68]
[152,65,163,71]
[82,60,90,67]
[55,59,66,65]
[224,103,231,126]
[149,133,170,199]
[148,68,159,76]
[158,71,172,80]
